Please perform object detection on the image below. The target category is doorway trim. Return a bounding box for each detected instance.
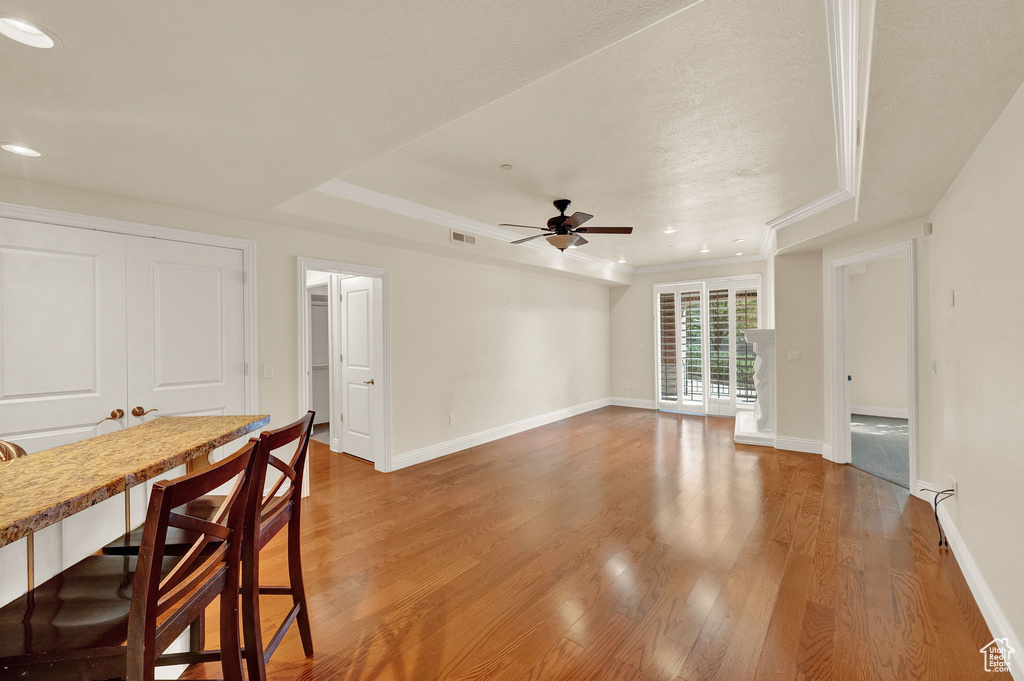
[297,257,393,472]
[829,240,917,488]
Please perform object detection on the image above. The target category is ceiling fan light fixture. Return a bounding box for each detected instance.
[546,234,580,251]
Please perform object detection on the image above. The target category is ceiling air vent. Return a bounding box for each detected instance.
[450,230,476,245]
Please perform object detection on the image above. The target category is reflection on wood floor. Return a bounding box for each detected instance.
[185,406,1006,680]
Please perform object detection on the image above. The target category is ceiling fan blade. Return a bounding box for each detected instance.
[565,212,594,228]
[510,233,550,245]
[573,236,589,246]
[499,223,548,230]
[577,227,633,234]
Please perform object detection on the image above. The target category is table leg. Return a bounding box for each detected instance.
[26,532,34,590]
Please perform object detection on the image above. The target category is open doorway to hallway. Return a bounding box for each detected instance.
[298,258,391,472]
[830,243,916,489]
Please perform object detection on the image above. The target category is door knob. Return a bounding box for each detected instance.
[363,379,375,385]
[97,408,125,425]
[131,406,159,417]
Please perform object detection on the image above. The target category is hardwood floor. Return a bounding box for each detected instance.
[185,406,1007,680]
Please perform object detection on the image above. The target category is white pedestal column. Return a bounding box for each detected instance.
[734,329,776,446]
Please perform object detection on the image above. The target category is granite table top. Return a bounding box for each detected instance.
[0,414,269,547]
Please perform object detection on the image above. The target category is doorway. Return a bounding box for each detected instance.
[298,258,391,472]
[830,242,916,489]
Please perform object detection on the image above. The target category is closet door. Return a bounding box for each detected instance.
[0,218,128,451]
[125,237,246,427]
[0,219,129,599]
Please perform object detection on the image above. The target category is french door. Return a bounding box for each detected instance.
[655,275,760,416]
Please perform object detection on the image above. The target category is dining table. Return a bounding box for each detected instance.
[0,414,269,549]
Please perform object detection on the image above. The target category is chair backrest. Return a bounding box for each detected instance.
[126,437,268,680]
[0,439,27,462]
[257,411,314,534]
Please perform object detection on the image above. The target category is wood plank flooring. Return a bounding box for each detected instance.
[185,406,1008,680]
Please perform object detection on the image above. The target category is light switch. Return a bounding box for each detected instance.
[787,351,801,362]
[263,364,275,379]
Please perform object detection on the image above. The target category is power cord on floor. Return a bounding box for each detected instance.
[921,488,955,547]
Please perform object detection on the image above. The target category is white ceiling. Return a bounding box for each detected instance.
[340,0,837,267]
[1,1,1023,273]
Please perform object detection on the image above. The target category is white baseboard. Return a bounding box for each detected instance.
[937,504,1023,679]
[610,397,657,409]
[851,404,910,419]
[775,435,830,457]
[391,397,613,471]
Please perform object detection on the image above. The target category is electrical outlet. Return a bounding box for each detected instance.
[949,475,958,499]
[787,351,801,362]
[449,415,455,426]
[625,382,630,391]
[262,364,275,379]
[581,385,586,395]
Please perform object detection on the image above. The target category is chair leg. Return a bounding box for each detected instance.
[242,548,268,681]
[219,574,246,681]
[288,515,314,656]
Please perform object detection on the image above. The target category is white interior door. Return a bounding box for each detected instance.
[0,218,128,450]
[125,236,246,426]
[0,219,129,600]
[339,275,380,463]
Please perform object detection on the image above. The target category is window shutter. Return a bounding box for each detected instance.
[708,288,730,399]
[680,290,702,402]
[735,289,758,404]
[658,292,677,400]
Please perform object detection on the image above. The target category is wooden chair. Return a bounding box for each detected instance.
[100,412,316,681]
[0,436,267,681]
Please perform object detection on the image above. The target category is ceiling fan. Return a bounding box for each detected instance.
[501,199,634,251]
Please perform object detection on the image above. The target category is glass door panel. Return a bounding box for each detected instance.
[679,289,703,407]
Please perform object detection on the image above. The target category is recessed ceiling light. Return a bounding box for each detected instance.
[736,252,744,256]
[734,238,745,244]
[700,247,710,254]
[0,15,60,49]
[500,164,513,170]
[617,257,626,263]
[2,144,41,157]
[663,226,677,234]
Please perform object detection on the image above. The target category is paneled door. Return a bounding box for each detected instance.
[125,237,246,426]
[0,218,128,451]
[0,219,129,598]
[339,275,380,463]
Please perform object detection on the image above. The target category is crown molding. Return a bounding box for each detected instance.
[765,187,853,233]
[634,253,766,274]
[762,0,861,243]
[314,179,634,275]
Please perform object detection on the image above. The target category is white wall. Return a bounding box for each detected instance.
[926,80,1024,647]
[848,256,908,410]
[773,251,825,442]
[609,260,770,404]
[0,178,611,462]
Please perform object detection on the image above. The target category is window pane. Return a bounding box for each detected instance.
[680,290,702,402]
[735,289,758,404]
[708,288,730,399]
[658,292,677,401]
